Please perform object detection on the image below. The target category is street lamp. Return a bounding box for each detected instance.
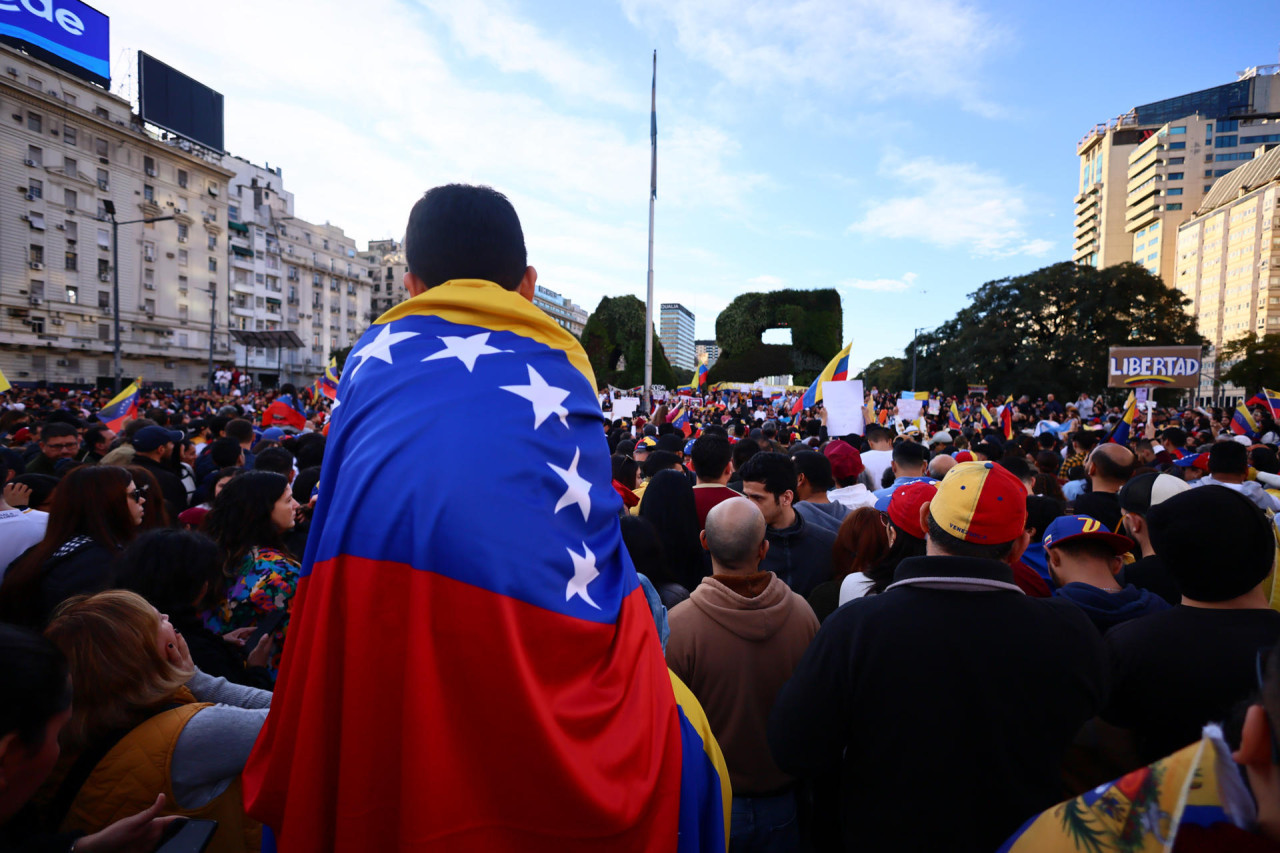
[910,326,927,393]
[102,200,175,394]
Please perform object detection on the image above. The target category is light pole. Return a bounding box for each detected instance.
[207,283,217,392]
[910,326,927,393]
[102,200,175,394]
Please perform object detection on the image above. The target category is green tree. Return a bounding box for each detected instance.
[579,295,677,389]
[889,262,1203,397]
[707,289,842,386]
[857,356,907,390]
[1221,333,1280,391]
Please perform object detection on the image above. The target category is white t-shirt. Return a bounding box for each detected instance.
[827,484,878,511]
[0,509,48,582]
[839,571,875,605]
[861,449,893,490]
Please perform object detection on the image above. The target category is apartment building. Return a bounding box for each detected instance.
[532,285,589,337]
[1175,144,1280,398]
[223,157,373,386]
[695,339,719,368]
[659,303,695,371]
[0,44,233,389]
[1075,65,1280,277]
[364,238,407,317]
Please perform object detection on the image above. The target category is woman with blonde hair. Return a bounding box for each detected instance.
[43,589,270,852]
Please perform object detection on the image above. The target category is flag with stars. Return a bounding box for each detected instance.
[242,279,729,852]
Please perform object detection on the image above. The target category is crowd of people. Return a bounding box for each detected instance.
[5,182,1280,852]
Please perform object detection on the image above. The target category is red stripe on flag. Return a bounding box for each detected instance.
[244,556,683,852]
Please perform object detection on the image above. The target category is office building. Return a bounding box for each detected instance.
[1174,144,1280,399]
[0,44,233,388]
[659,303,695,371]
[532,285,589,337]
[364,238,407,316]
[695,339,719,368]
[1076,65,1280,278]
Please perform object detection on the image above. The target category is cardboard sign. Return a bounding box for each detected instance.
[897,399,923,421]
[823,380,866,436]
[1108,346,1202,388]
[612,397,639,419]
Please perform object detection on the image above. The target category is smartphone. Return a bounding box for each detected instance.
[244,610,286,660]
[156,818,218,853]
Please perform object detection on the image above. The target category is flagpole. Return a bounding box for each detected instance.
[643,50,656,415]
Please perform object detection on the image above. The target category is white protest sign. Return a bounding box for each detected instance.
[897,399,923,421]
[928,399,940,415]
[822,380,866,436]
[612,397,639,420]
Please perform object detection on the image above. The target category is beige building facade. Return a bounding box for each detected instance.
[364,238,407,317]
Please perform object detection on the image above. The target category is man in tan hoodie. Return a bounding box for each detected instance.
[665,496,819,852]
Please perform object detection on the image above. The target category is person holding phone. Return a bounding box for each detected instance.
[43,590,271,852]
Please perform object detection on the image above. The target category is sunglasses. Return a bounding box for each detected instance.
[126,486,148,502]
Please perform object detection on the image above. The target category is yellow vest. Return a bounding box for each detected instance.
[60,699,261,853]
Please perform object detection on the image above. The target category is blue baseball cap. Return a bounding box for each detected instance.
[1042,515,1133,554]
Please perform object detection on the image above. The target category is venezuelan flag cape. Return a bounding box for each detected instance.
[999,396,1014,441]
[1232,403,1259,438]
[790,342,851,414]
[242,280,728,852]
[96,380,140,431]
[999,726,1253,852]
[1110,392,1136,445]
[260,394,307,431]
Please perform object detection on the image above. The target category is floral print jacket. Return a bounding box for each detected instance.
[201,546,300,670]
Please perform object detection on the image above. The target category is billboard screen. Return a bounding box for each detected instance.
[0,0,110,87]
[1107,345,1203,388]
[138,52,224,153]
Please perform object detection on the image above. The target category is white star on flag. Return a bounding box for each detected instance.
[423,332,505,373]
[347,324,419,378]
[501,365,570,429]
[565,541,601,609]
[548,447,592,521]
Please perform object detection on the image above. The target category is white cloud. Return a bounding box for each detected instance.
[847,153,1054,258]
[748,274,784,287]
[842,272,918,292]
[622,0,1005,115]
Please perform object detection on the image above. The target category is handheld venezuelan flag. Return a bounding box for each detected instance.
[96,380,140,431]
[696,362,709,388]
[319,355,340,399]
[948,401,963,430]
[242,280,729,852]
[1232,402,1259,438]
[1109,392,1136,445]
[999,395,1014,441]
[0,366,10,393]
[1264,388,1280,421]
[790,342,852,414]
[979,405,995,429]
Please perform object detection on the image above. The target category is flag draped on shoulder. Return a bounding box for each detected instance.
[1110,392,1136,445]
[241,279,728,852]
[260,393,307,431]
[96,380,140,431]
[790,342,852,414]
[999,395,1014,441]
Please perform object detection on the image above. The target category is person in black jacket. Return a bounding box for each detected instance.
[739,452,836,597]
[116,528,274,689]
[129,425,189,519]
[0,465,143,627]
[768,461,1108,853]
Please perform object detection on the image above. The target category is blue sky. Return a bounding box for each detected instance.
[105,0,1280,374]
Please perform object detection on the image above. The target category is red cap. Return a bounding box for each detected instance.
[887,481,938,540]
[823,439,864,481]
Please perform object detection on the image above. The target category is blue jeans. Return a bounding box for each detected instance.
[730,791,799,853]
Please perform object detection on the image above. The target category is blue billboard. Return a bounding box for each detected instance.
[0,0,109,87]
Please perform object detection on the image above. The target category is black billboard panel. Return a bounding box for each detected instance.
[138,51,224,153]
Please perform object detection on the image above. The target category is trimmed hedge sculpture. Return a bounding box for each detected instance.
[580,295,678,389]
[707,289,842,386]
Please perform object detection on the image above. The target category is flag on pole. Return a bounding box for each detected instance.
[1109,392,1137,445]
[1231,403,1259,438]
[948,402,963,431]
[790,342,852,414]
[242,280,729,850]
[695,362,708,388]
[0,366,10,393]
[96,379,140,431]
[319,356,339,399]
[979,406,995,429]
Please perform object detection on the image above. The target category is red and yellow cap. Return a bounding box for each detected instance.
[928,461,1027,544]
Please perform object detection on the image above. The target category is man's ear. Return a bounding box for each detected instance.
[404,271,428,297]
[699,530,709,553]
[1108,555,1124,578]
[759,539,770,562]
[517,266,537,302]
[918,501,931,536]
[1235,704,1274,769]
[1005,528,1033,566]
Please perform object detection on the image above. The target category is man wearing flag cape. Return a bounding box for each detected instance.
[242,184,730,852]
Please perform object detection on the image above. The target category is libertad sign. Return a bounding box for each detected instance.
[1107,345,1202,388]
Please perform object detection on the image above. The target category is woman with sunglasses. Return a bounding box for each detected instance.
[0,465,146,627]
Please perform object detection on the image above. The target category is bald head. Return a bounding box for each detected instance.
[1088,442,1136,487]
[702,497,768,572]
[928,454,957,480]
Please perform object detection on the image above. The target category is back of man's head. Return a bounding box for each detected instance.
[405,184,527,291]
[121,418,157,442]
[1072,431,1099,453]
[1163,427,1187,448]
[925,461,1028,561]
[996,455,1035,491]
[225,419,255,445]
[892,440,929,473]
[1025,494,1065,539]
[210,436,244,468]
[738,452,797,501]
[1089,443,1136,484]
[732,439,761,475]
[703,497,767,571]
[790,450,834,494]
[642,450,682,479]
[1148,486,1273,602]
[1209,440,1248,475]
[690,435,732,482]
[865,425,893,447]
[254,446,295,477]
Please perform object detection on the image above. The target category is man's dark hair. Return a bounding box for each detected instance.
[974,440,1004,462]
[1209,440,1248,475]
[254,446,295,476]
[84,424,113,451]
[225,419,255,444]
[690,436,732,481]
[12,474,58,509]
[1253,446,1280,475]
[405,184,527,291]
[1071,431,1099,452]
[732,438,761,472]
[790,450,834,492]
[208,415,230,438]
[926,515,1014,560]
[1162,427,1187,448]
[996,455,1034,484]
[738,452,797,500]
[642,450,682,479]
[1049,537,1118,564]
[39,422,77,443]
[1034,450,1062,475]
[210,436,244,468]
[892,441,929,468]
[1025,495,1065,538]
[865,425,893,444]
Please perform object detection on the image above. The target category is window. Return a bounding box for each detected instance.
[228,204,239,222]
[1218,119,1239,133]
[27,76,41,89]
[1168,157,1185,165]
[28,213,45,231]
[1167,187,1184,196]
[208,234,217,250]
[1166,203,1183,211]
[255,273,264,284]
[178,304,188,321]
[26,145,42,167]
[64,251,77,271]
[143,241,155,261]
[63,125,76,146]
[95,137,108,159]
[62,93,75,107]
[143,298,155,315]
[97,258,108,276]
[177,223,188,242]
[66,285,78,304]
[143,156,156,176]
[1167,141,1186,150]
[1243,133,1280,145]
[63,188,76,210]
[143,185,154,202]
[30,317,44,335]
[1169,126,1186,135]
[27,112,41,133]
[93,107,108,120]
[1217,152,1255,161]
[1216,135,1238,148]
[144,269,154,289]
[29,244,43,264]
[28,178,42,199]
[178,275,188,291]
[96,167,108,189]
[1168,172,1184,180]
[98,324,110,341]
[208,257,217,272]
[178,333,188,347]
[178,249,188,266]
[177,169,188,188]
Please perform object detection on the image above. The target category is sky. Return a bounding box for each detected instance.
[101,0,1280,374]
